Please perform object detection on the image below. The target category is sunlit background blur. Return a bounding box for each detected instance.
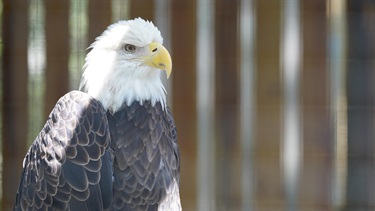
[1,0,375,210]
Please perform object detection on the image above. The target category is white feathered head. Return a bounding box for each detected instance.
[80,18,172,113]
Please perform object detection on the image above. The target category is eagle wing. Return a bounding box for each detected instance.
[107,101,181,211]
[14,91,113,211]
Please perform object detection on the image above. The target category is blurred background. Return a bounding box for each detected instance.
[1,0,375,210]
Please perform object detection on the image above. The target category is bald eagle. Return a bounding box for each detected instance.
[14,18,181,211]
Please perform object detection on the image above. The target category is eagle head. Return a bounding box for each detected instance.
[79,18,172,113]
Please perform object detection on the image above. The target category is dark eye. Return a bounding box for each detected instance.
[124,44,136,53]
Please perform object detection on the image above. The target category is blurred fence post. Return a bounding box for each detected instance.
[215,0,240,209]
[171,1,197,210]
[281,0,302,210]
[88,0,112,45]
[2,0,29,210]
[346,1,375,209]
[45,1,70,116]
[197,0,216,210]
[239,0,256,210]
[129,0,154,21]
[254,1,282,209]
[214,0,241,210]
[328,0,347,209]
[301,0,332,209]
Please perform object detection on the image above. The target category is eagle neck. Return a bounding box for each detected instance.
[80,51,167,114]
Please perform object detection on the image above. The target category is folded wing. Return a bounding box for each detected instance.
[14,91,112,211]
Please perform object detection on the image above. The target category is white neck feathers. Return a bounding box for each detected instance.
[80,50,167,113]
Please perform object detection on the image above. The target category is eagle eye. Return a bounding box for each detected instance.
[124,44,136,53]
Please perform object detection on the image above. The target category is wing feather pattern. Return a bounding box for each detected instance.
[14,91,112,211]
[107,101,181,211]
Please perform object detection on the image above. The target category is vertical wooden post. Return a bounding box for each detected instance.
[346,1,375,209]
[214,0,240,209]
[45,1,70,116]
[129,0,154,21]
[2,0,29,210]
[88,0,112,45]
[329,0,348,209]
[171,1,197,209]
[301,0,332,209]
[254,1,282,209]
[281,1,302,210]
[196,0,215,209]
[239,0,256,210]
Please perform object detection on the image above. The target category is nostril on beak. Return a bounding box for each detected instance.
[152,48,158,53]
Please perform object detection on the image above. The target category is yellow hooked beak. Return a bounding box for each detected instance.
[143,42,172,78]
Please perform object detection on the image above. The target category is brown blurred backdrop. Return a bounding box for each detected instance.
[2,0,375,210]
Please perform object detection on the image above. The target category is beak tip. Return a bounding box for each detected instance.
[166,68,171,79]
